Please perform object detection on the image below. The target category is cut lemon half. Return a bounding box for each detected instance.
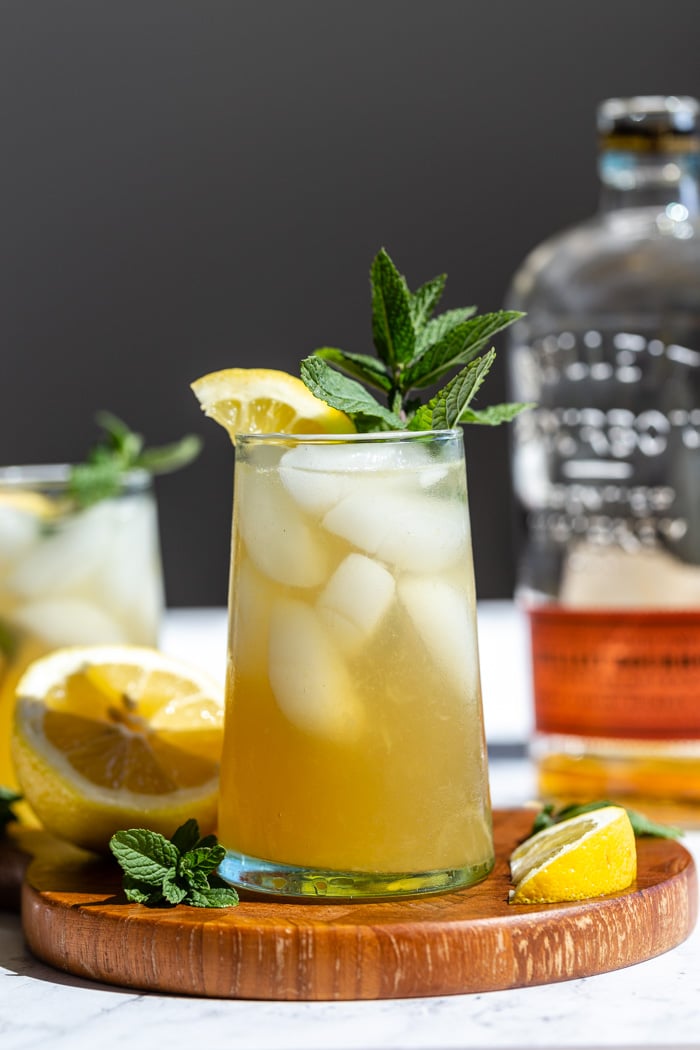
[11,645,224,853]
[509,805,637,904]
[191,367,355,442]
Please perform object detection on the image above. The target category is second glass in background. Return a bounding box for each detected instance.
[0,464,164,789]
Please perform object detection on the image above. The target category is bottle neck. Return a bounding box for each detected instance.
[597,148,700,216]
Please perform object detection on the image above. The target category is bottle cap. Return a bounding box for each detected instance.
[598,95,700,152]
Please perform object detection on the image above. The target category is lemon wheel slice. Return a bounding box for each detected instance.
[191,367,355,442]
[509,805,637,904]
[11,645,224,853]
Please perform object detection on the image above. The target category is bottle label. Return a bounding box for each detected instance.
[529,607,700,739]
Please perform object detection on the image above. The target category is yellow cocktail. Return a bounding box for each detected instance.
[217,430,494,897]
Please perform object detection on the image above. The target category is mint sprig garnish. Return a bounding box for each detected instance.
[530,801,683,840]
[0,787,22,836]
[69,411,202,508]
[300,248,531,431]
[109,819,239,908]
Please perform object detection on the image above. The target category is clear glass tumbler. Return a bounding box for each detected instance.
[217,429,494,899]
[0,465,165,789]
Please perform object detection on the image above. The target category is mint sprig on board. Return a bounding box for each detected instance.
[300,248,531,431]
[530,801,683,840]
[109,820,239,908]
[69,411,202,508]
[0,787,22,836]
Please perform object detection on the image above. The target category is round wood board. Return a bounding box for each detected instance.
[17,809,698,1000]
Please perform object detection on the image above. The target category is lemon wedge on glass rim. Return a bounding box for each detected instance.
[11,645,224,853]
[509,805,637,904]
[191,367,355,441]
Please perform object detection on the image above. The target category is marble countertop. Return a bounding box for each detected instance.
[1,603,698,1050]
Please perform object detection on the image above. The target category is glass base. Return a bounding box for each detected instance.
[218,849,494,901]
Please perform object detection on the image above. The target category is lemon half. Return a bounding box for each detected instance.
[191,367,355,442]
[11,645,224,853]
[509,805,637,904]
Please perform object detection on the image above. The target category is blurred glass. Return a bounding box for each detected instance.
[0,464,164,789]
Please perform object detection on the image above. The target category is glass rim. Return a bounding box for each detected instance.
[235,428,462,447]
[0,463,152,490]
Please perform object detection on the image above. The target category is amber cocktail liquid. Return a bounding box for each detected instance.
[217,430,494,899]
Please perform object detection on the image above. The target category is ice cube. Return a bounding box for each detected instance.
[0,506,42,572]
[13,597,129,647]
[267,598,364,740]
[323,490,467,572]
[93,498,163,643]
[6,502,117,598]
[398,575,480,699]
[230,558,275,675]
[279,441,452,514]
[317,553,395,653]
[238,473,329,587]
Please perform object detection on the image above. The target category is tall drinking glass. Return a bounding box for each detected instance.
[217,429,494,899]
[0,465,164,790]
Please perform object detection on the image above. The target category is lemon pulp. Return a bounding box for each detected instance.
[191,367,355,442]
[11,645,224,852]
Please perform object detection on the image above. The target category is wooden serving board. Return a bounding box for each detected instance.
[10,809,699,1001]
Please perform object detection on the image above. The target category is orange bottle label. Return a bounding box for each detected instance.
[529,607,700,740]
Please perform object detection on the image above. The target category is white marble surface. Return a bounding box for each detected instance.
[1,603,699,1050]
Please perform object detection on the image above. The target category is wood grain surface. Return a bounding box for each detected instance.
[15,809,699,1001]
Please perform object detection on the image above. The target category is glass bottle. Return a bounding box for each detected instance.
[506,96,700,824]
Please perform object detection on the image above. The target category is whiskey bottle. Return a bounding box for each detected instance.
[506,96,700,824]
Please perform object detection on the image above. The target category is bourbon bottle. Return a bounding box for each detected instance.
[507,96,700,824]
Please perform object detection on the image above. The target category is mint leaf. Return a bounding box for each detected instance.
[122,875,160,905]
[403,311,522,390]
[300,356,403,431]
[69,413,202,509]
[94,410,144,464]
[301,248,529,432]
[407,351,496,431]
[162,869,189,905]
[135,435,203,475]
[413,306,477,357]
[109,828,179,884]
[170,818,201,855]
[109,822,239,909]
[181,843,226,878]
[69,460,124,507]
[529,801,683,840]
[370,249,415,366]
[187,884,240,908]
[409,273,447,331]
[0,786,22,835]
[313,348,393,394]
[624,808,684,839]
[460,401,534,425]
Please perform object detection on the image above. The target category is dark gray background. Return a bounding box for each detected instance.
[2,1,699,607]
